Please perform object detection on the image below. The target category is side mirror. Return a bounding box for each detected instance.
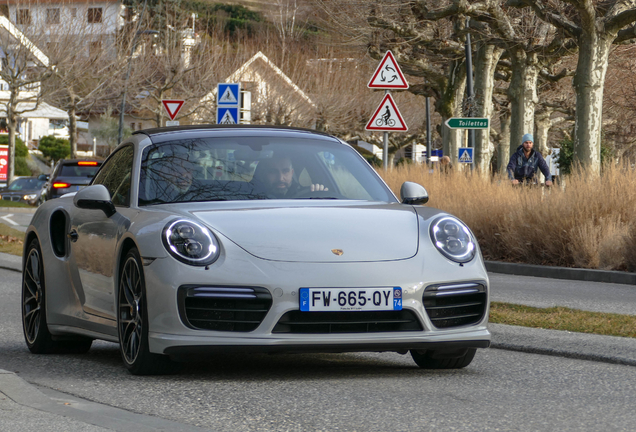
[400,181,429,205]
[73,185,116,218]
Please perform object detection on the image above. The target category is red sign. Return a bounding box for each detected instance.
[162,100,185,120]
[0,145,8,183]
[365,94,408,132]
[368,51,409,89]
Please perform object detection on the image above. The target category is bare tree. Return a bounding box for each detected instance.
[0,16,53,183]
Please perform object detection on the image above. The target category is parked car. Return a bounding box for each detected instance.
[0,175,48,206]
[22,125,490,375]
[44,159,102,201]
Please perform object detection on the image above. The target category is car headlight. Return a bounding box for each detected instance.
[24,194,37,200]
[430,216,476,263]
[162,219,220,266]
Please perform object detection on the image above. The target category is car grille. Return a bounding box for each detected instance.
[2,196,20,201]
[272,310,423,334]
[177,286,272,332]
[423,282,487,328]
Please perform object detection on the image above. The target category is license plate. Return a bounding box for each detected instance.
[299,287,402,312]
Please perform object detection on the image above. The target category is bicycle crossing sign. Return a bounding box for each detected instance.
[368,51,409,89]
[217,83,241,105]
[217,107,239,124]
[458,147,474,164]
[365,93,408,131]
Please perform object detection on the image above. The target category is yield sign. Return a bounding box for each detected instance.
[368,51,409,89]
[162,100,185,120]
[365,93,408,131]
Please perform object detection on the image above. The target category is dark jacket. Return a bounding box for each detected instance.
[507,145,552,183]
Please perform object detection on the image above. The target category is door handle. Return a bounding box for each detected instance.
[68,229,79,242]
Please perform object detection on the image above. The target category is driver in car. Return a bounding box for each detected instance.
[254,155,327,198]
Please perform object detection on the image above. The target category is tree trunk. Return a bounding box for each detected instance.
[534,108,552,157]
[508,49,539,157]
[473,43,503,175]
[497,109,511,174]
[7,114,17,184]
[572,32,612,175]
[439,61,466,165]
[69,104,78,159]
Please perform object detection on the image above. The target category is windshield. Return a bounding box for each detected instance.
[59,164,101,177]
[8,178,45,191]
[138,135,395,205]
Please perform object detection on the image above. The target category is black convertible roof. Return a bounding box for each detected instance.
[133,124,333,138]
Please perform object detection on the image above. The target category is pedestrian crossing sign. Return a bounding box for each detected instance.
[458,147,474,164]
[217,107,239,124]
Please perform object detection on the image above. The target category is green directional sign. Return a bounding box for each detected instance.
[445,118,489,129]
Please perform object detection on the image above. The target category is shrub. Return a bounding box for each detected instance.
[0,135,27,157]
[14,157,31,176]
[39,135,70,162]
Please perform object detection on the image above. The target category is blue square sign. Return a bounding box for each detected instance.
[458,147,474,164]
[217,106,239,124]
[217,83,240,106]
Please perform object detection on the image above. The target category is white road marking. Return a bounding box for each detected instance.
[0,214,18,225]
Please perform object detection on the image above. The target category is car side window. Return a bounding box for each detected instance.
[92,146,134,207]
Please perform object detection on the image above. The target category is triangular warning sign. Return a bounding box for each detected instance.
[219,87,238,104]
[162,100,185,120]
[365,93,408,132]
[368,51,409,89]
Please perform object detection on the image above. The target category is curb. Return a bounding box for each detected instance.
[0,207,37,213]
[485,260,636,285]
[0,369,210,431]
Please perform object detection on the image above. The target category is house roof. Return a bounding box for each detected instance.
[0,16,49,67]
[208,51,315,108]
[0,102,68,119]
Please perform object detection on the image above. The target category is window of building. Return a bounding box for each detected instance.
[70,8,77,18]
[46,8,60,24]
[125,7,134,22]
[16,9,30,24]
[87,7,103,23]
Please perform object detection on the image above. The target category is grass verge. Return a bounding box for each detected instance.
[0,200,31,208]
[0,223,24,256]
[490,302,636,338]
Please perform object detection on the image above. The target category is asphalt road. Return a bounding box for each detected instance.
[0,209,34,233]
[2,268,636,431]
[489,273,636,315]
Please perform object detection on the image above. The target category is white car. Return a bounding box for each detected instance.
[22,125,490,375]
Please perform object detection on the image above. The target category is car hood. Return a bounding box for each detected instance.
[192,203,420,262]
[1,188,42,195]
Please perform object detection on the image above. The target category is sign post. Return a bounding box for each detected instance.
[366,51,409,170]
[216,83,241,124]
[162,100,185,126]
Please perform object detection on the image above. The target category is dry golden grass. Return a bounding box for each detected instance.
[380,163,636,270]
[490,302,636,338]
[0,223,24,256]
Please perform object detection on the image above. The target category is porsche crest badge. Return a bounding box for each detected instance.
[331,249,344,256]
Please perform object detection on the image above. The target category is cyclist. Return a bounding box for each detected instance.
[507,133,553,186]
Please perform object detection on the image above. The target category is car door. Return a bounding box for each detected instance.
[70,146,135,320]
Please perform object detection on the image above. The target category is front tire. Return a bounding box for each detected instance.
[410,348,477,369]
[118,247,176,375]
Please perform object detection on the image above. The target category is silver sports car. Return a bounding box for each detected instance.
[22,125,490,375]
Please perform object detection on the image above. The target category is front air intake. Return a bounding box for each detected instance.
[272,310,422,334]
[178,285,272,332]
[423,282,487,329]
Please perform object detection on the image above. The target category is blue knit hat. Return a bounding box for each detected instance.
[522,133,533,143]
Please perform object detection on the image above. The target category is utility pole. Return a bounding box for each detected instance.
[465,18,475,152]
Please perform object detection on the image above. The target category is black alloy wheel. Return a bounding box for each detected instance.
[22,239,54,353]
[118,247,176,375]
[22,239,92,354]
[410,348,477,369]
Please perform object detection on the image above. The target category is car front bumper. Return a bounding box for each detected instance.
[142,240,492,356]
